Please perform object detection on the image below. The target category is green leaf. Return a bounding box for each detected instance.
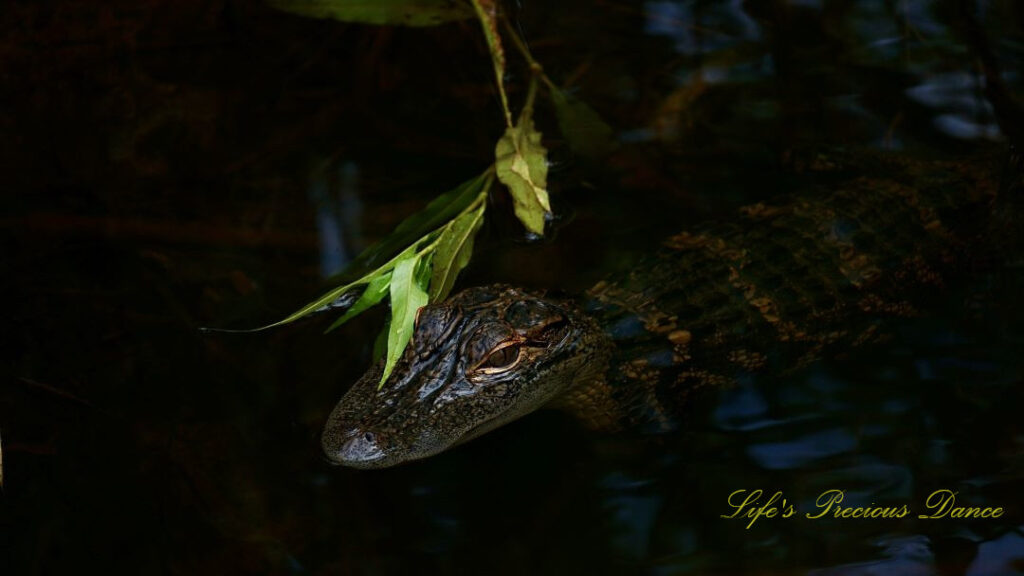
[495,110,551,236]
[415,249,435,289]
[206,171,491,334]
[323,271,392,333]
[380,252,429,386]
[266,0,473,27]
[202,275,367,333]
[549,86,617,159]
[331,171,491,284]
[429,201,485,300]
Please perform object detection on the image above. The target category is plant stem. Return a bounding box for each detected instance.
[501,18,551,92]
[471,0,513,128]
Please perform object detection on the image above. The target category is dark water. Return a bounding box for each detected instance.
[4,1,1024,574]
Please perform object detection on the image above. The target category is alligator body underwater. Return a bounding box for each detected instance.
[321,150,1020,469]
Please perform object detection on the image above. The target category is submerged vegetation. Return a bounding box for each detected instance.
[258,0,615,385]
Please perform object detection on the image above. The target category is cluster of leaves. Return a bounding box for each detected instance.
[261,0,617,386]
[256,170,490,384]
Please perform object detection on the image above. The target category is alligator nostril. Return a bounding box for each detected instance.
[328,429,386,467]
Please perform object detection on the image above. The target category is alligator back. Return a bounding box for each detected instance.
[575,151,1006,429]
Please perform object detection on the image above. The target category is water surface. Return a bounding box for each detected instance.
[3,1,1024,574]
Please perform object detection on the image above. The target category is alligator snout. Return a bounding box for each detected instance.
[322,426,389,468]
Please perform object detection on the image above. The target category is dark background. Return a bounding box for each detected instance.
[3,1,1024,574]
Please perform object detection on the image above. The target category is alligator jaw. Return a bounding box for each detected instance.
[322,425,446,469]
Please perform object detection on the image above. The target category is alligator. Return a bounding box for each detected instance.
[320,148,1022,469]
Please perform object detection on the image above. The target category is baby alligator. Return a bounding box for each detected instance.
[322,150,1018,469]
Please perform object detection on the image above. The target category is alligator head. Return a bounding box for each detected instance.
[321,285,608,469]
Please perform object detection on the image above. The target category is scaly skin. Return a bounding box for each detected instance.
[321,150,1006,469]
[321,286,611,468]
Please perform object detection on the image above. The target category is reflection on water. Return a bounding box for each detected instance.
[308,160,363,277]
[644,0,762,55]
[574,294,1024,573]
[3,0,1024,574]
[906,71,999,140]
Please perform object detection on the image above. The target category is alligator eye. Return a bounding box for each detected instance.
[478,344,521,373]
